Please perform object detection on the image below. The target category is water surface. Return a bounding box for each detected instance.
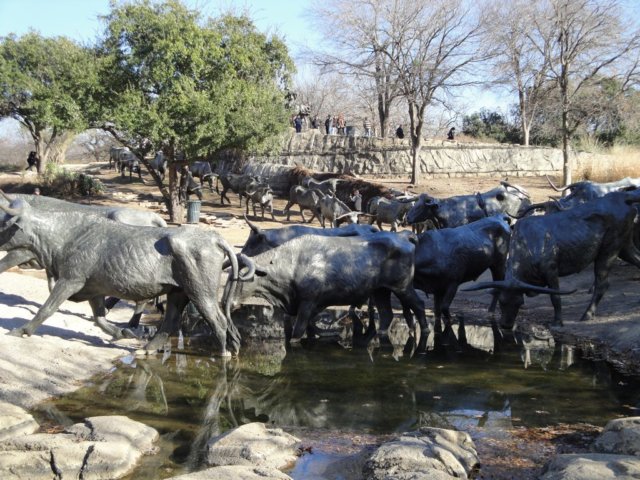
[36,323,640,479]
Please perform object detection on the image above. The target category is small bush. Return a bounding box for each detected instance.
[41,164,104,197]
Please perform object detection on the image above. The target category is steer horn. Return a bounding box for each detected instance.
[236,254,256,281]
[0,189,14,203]
[0,200,23,217]
[463,279,576,295]
[500,180,530,198]
[243,214,262,234]
[545,175,576,195]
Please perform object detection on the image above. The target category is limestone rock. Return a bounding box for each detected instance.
[363,427,479,480]
[167,465,292,480]
[593,417,640,456]
[540,453,640,479]
[65,415,160,454]
[0,415,159,479]
[0,402,38,441]
[206,422,300,470]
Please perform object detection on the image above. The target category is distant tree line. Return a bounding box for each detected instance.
[464,77,640,148]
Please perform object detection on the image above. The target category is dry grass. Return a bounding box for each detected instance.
[578,145,640,182]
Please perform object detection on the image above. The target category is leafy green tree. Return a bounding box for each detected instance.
[0,32,97,173]
[462,109,520,144]
[94,0,294,221]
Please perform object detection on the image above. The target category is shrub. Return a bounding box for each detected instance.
[41,164,104,197]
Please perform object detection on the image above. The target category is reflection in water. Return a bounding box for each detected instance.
[38,321,640,480]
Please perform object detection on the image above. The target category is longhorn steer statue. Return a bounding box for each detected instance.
[114,148,141,180]
[190,161,217,192]
[240,218,378,257]
[283,185,322,223]
[109,146,130,170]
[407,181,531,228]
[546,175,640,199]
[245,184,276,220]
[316,192,360,228]
[149,151,168,181]
[464,190,640,328]
[0,198,250,356]
[302,177,343,195]
[413,215,511,327]
[217,173,260,206]
[228,232,429,351]
[0,193,167,328]
[367,196,416,231]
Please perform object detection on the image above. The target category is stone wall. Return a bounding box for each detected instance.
[223,130,573,180]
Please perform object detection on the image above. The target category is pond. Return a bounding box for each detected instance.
[35,321,640,479]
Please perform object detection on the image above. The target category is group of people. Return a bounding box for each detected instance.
[293,115,456,141]
[324,114,346,135]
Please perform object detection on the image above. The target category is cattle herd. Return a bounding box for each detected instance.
[3,160,640,357]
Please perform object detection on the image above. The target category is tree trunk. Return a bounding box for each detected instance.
[410,141,421,185]
[519,92,530,147]
[34,131,74,175]
[562,109,571,186]
[167,163,184,223]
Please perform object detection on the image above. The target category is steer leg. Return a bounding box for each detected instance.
[8,280,84,337]
[144,291,189,352]
[395,289,428,354]
[290,302,322,341]
[127,301,149,328]
[581,256,615,322]
[0,249,39,274]
[373,290,394,337]
[89,297,136,339]
[439,285,459,328]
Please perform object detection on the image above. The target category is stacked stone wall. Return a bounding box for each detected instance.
[219,130,575,180]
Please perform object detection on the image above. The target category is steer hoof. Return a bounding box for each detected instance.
[119,328,138,339]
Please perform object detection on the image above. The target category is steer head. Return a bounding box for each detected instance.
[0,195,30,248]
[406,194,438,224]
[463,279,575,328]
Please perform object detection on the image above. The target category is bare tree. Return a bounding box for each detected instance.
[380,0,490,184]
[532,0,640,185]
[485,0,553,146]
[293,70,366,132]
[304,0,404,137]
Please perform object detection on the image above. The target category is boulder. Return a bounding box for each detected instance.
[65,415,159,454]
[363,427,479,480]
[0,415,159,479]
[0,402,38,441]
[167,465,292,480]
[206,422,300,470]
[540,453,640,479]
[593,417,640,456]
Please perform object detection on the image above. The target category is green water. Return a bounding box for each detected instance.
[36,325,640,479]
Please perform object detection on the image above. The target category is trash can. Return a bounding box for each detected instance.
[186,199,201,224]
